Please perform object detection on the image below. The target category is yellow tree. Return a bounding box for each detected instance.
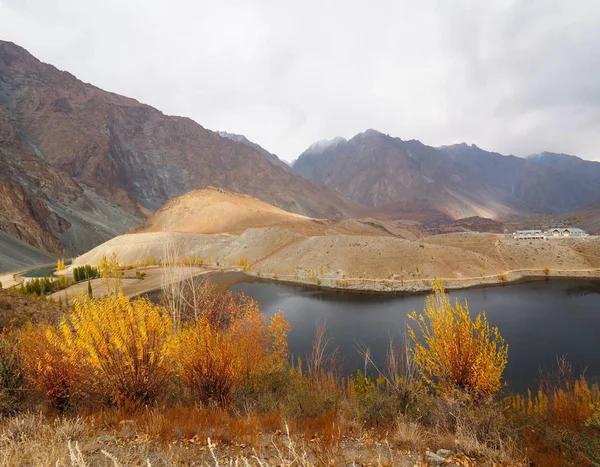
[98,252,122,295]
[408,280,508,398]
[56,258,66,271]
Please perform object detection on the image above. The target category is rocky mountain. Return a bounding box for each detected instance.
[292,130,600,220]
[0,41,359,268]
[527,152,600,184]
[217,131,289,170]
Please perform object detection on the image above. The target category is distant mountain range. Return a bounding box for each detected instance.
[292,130,600,220]
[2,40,600,272]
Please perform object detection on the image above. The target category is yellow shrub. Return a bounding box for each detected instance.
[408,280,508,397]
[238,257,249,270]
[62,294,173,407]
[21,294,174,408]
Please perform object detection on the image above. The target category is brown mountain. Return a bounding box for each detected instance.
[0,41,360,269]
[217,131,290,171]
[292,130,600,220]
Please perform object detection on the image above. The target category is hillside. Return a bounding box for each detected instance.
[0,40,360,268]
[217,131,289,171]
[292,130,600,220]
[73,190,600,294]
[134,187,313,235]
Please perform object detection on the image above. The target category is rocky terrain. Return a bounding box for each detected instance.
[72,188,600,293]
[217,131,289,171]
[292,130,600,220]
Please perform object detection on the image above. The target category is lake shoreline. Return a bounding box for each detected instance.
[224,268,600,296]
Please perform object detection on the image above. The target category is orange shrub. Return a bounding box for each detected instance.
[169,293,290,406]
[18,324,85,411]
[408,280,508,398]
[512,377,600,429]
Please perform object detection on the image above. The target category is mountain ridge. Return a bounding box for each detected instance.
[0,40,362,270]
[292,129,600,220]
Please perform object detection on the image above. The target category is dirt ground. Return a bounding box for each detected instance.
[10,188,600,294]
[66,228,600,294]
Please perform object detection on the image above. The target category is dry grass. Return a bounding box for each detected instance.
[0,412,425,466]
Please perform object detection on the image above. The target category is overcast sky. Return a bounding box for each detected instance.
[2,0,600,162]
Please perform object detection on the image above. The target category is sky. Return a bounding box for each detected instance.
[2,0,600,162]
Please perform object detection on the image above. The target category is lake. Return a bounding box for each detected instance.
[229,278,600,394]
[22,266,56,278]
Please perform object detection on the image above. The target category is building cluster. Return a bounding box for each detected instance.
[513,227,588,240]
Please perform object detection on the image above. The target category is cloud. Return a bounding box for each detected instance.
[2,0,600,161]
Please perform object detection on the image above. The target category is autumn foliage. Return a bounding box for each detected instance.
[408,280,508,398]
[17,283,290,410]
[169,289,290,405]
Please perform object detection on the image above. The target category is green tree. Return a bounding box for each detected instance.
[87,279,93,298]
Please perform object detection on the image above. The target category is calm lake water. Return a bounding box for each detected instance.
[22,266,55,278]
[229,278,600,394]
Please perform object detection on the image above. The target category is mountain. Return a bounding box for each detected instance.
[292,130,600,220]
[217,131,289,170]
[527,152,600,183]
[0,41,360,267]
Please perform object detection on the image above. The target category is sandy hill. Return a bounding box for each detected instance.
[133,187,314,235]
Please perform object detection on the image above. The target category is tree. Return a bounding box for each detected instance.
[98,252,122,295]
[87,279,93,298]
[408,280,508,398]
[56,259,66,271]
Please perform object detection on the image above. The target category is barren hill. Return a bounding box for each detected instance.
[134,187,313,235]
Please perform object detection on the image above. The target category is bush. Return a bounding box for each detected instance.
[238,257,249,270]
[408,280,508,398]
[510,369,600,465]
[18,324,84,412]
[351,371,402,426]
[0,334,25,415]
[169,294,290,406]
[67,294,173,407]
[19,295,173,409]
[544,267,550,276]
[498,273,508,282]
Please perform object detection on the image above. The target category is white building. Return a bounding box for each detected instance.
[514,229,545,240]
[546,227,587,237]
[513,227,588,240]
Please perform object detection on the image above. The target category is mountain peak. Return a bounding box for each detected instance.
[307,136,347,153]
